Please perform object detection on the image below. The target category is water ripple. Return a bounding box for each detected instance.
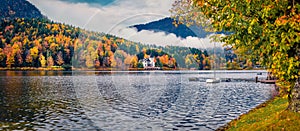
[0,71,273,130]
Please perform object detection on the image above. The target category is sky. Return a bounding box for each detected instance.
[59,0,116,6]
[28,0,220,49]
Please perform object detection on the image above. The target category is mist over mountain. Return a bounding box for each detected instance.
[131,17,198,38]
[130,17,229,39]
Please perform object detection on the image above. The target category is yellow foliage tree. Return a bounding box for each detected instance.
[130,56,138,68]
[39,53,46,67]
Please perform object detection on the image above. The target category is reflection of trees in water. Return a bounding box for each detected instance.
[0,76,29,123]
[0,75,54,130]
[0,72,95,130]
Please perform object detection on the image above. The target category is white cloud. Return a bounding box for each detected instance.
[28,0,98,28]
[28,0,222,49]
[110,27,223,49]
[28,0,172,31]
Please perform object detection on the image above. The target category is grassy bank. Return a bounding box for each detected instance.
[220,96,300,131]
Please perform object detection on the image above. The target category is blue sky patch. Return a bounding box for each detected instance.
[59,0,116,6]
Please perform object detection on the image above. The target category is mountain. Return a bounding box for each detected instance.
[0,0,44,19]
[130,17,229,39]
[131,17,198,38]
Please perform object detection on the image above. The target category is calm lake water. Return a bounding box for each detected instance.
[0,70,274,130]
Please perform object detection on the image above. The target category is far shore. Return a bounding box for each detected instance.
[0,67,265,71]
[0,67,180,71]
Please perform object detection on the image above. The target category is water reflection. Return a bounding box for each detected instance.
[0,71,273,130]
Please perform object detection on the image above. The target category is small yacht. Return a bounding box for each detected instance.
[206,42,220,84]
[206,78,220,83]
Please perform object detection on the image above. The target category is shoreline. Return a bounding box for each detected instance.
[216,97,277,131]
[0,67,266,71]
[218,96,300,131]
[0,67,180,71]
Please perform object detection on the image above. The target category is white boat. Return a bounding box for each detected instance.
[206,78,220,83]
[206,42,220,84]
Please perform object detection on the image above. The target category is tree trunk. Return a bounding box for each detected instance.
[288,77,300,113]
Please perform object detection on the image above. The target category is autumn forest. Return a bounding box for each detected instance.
[0,18,216,70]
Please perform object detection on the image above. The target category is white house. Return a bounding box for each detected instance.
[141,58,155,68]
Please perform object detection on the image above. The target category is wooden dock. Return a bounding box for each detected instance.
[259,80,276,84]
[255,76,276,84]
[188,77,254,82]
[189,76,276,84]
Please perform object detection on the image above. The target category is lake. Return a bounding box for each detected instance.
[0,70,275,130]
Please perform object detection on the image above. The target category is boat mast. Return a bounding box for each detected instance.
[214,42,216,78]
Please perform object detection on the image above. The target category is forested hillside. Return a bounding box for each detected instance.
[0,18,211,70]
